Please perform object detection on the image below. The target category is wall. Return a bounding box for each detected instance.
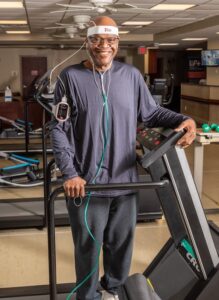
[206,40,219,86]
[0,47,132,94]
[132,51,145,75]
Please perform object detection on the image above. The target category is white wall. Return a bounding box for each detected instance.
[0,47,132,94]
[206,40,219,86]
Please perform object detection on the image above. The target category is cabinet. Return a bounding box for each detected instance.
[180,83,219,124]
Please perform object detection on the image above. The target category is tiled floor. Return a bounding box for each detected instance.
[0,142,219,293]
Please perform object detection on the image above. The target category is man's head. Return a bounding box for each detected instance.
[86,16,119,71]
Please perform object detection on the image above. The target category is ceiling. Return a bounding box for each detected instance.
[0,0,219,50]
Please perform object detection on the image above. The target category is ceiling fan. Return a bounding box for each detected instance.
[49,26,84,39]
[45,15,91,31]
[51,0,149,14]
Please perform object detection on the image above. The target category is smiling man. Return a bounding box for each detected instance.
[84,16,119,71]
[51,16,196,300]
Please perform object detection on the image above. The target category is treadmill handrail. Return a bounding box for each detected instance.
[50,180,169,200]
[47,180,169,300]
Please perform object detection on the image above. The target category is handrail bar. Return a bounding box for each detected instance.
[47,179,169,299]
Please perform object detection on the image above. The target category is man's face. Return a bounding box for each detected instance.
[87,34,119,69]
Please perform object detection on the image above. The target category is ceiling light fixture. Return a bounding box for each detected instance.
[6,30,30,34]
[0,20,27,24]
[0,1,23,8]
[151,4,195,10]
[122,21,153,26]
[182,38,208,41]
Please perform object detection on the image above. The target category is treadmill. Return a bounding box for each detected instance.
[47,125,219,300]
[138,126,219,300]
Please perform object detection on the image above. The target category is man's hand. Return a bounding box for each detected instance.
[63,176,86,198]
[175,119,196,148]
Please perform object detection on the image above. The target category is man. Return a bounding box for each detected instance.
[51,16,196,300]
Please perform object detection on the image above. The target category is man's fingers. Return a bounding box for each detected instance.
[63,179,86,199]
[74,184,80,198]
[177,133,195,148]
[65,186,82,198]
[80,185,85,197]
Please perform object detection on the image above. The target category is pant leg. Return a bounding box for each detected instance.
[67,195,111,300]
[100,193,138,294]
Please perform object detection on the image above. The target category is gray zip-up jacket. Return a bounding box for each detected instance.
[51,61,187,196]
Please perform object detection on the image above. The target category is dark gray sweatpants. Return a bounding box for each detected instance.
[67,193,138,300]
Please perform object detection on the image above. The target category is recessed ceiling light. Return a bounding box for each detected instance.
[151,4,195,10]
[6,30,30,34]
[122,21,153,26]
[0,20,27,24]
[159,43,179,46]
[119,31,130,34]
[182,38,208,41]
[186,48,203,51]
[0,1,23,8]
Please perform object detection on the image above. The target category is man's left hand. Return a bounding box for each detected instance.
[175,119,196,148]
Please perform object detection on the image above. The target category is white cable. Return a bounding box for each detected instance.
[90,62,112,183]
[49,41,86,87]
[92,66,111,148]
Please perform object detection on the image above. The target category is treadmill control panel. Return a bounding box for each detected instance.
[137,127,166,150]
[136,125,185,168]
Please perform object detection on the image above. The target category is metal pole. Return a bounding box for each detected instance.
[24,100,29,154]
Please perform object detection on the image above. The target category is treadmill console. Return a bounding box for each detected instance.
[136,125,185,168]
[137,127,167,151]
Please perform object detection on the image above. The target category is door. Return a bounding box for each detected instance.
[21,56,47,129]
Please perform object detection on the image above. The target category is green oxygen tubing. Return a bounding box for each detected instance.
[67,71,110,300]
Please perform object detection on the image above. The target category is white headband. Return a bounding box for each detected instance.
[87,25,119,37]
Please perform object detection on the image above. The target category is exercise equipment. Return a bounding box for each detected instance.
[201,123,219,133]
[138,127,219,300]
[0,115,40,138]
[150,74,174,106]
[0,151,43,187]
[47,126,219,299]
[46,127,185,300]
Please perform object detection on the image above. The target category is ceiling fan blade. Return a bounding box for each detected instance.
[112,3,138,9]
[55,23,74,27]
[45,26,63,30]
[115,7,149,13]
[52,34,68,38]
[50,8,92,14]
[52,34,72,38]
[52,33,81,39]
[56,3,93,9]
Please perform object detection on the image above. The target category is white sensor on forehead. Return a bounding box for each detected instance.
[87,26,119,37]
